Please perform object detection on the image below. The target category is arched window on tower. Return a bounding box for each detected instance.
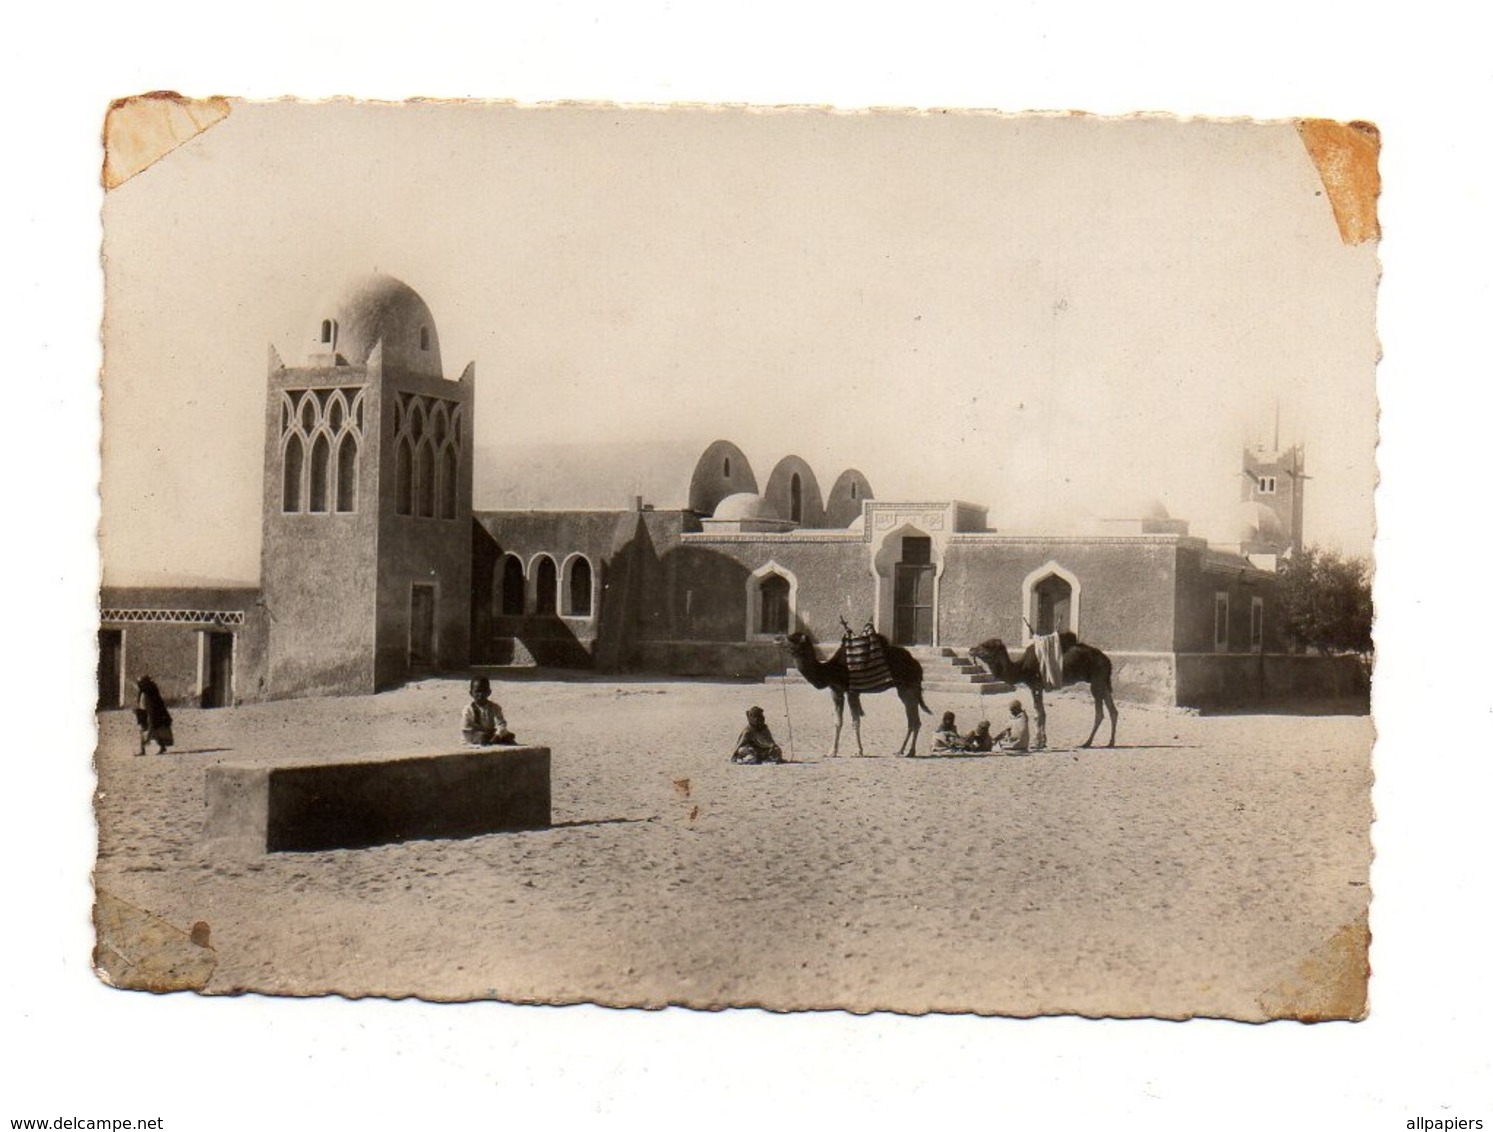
[335,434,358,513]
[790,473,803,523]
[420,325,430,351]
[723,456,731,477]
[567,557,593,617]
[759,573,791,635]
[850,481,858,501]
[320,319,334,344]
[535,557,558,615]
[501,556,525,615]
[439,445,458,520]
[395,439,413,515]
[308,435,331,513]
[416,442,435,518]
[282,435,304,513]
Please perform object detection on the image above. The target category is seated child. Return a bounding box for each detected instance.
[992,700,1031,752]
[931,711,966,753]
[462,677,516,746]
[731,706,784,764]
[963,719,994,752]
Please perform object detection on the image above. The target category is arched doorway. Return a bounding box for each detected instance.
[534,556,558,615]
[500,556,525,615]
[871,521,946,646]
[893,535,935,645]
[1033,574,1073,635]
[1021,561,1082,643]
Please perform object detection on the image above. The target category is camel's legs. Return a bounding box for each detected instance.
[898,689,922,756]
[1078,684,1120,748]
[848,694,867,756]
[896,724,918,756]
[830,689,845,757]
[1080,688,1103,748]
[1031,686,1047,749]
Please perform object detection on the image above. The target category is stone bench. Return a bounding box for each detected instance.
[204,745,551,854]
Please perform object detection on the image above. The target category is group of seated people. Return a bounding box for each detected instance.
[729,701,1031,763]
[461,675,1027,763]
[931,701,1030,754]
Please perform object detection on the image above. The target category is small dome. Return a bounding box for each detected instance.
[1139,498,1170,522]
[1235,502,1284,543]
[713,492,773,520]
[307,273,443,378]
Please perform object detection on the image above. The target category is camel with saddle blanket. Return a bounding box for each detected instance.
[777,618,931,757]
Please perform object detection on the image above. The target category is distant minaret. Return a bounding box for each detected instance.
[1241,402,1307,554]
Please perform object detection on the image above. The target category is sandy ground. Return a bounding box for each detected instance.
[93,675,1372,1018]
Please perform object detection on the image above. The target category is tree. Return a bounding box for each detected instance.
[1276,545,1373,657]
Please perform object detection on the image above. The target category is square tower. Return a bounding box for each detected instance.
[1240,441,1306,554]
[261,274,473,697]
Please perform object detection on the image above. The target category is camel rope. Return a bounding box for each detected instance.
[777,641,797,762]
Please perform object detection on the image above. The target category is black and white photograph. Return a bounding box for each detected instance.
[8,7,1493,1128]
[95,100,1376,1018]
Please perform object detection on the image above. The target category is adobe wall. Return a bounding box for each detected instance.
[471,510,623,666]
[373,369,473,688]
[1105,652,1179,706]
[938,536,1180,653]
[1172,544,1284,654]
[464,509,1334,707]
[657,533,875,641]
[264,511,380,696]
[262,364,380,698]
[100,585,270,708]
[1176,652,1369,709]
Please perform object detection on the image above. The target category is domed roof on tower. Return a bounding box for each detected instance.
[306,273,444,379]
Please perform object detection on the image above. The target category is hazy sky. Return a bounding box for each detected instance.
[101,102,1378,584]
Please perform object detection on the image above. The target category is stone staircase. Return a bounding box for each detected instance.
[767,645,1013,696]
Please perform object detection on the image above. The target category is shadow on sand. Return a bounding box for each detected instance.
[548,816,656,831]
[1197,697,1370,718]
[456,667,764,687]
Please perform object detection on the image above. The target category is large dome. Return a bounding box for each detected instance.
[713,492,774,521]
[306,273,444,378]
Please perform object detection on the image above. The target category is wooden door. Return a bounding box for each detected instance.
[893,536,934,645]
[97,629,123,710]
[204,631,234,708]
[410,585,437,667]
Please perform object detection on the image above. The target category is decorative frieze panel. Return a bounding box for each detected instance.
[102,609,245,627]
[868,504,950,535]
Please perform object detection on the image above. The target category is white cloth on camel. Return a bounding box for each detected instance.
[1034,631,1064,690]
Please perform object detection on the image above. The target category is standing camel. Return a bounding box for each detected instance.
[778,630,931,757]
[969,632,1119,749]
